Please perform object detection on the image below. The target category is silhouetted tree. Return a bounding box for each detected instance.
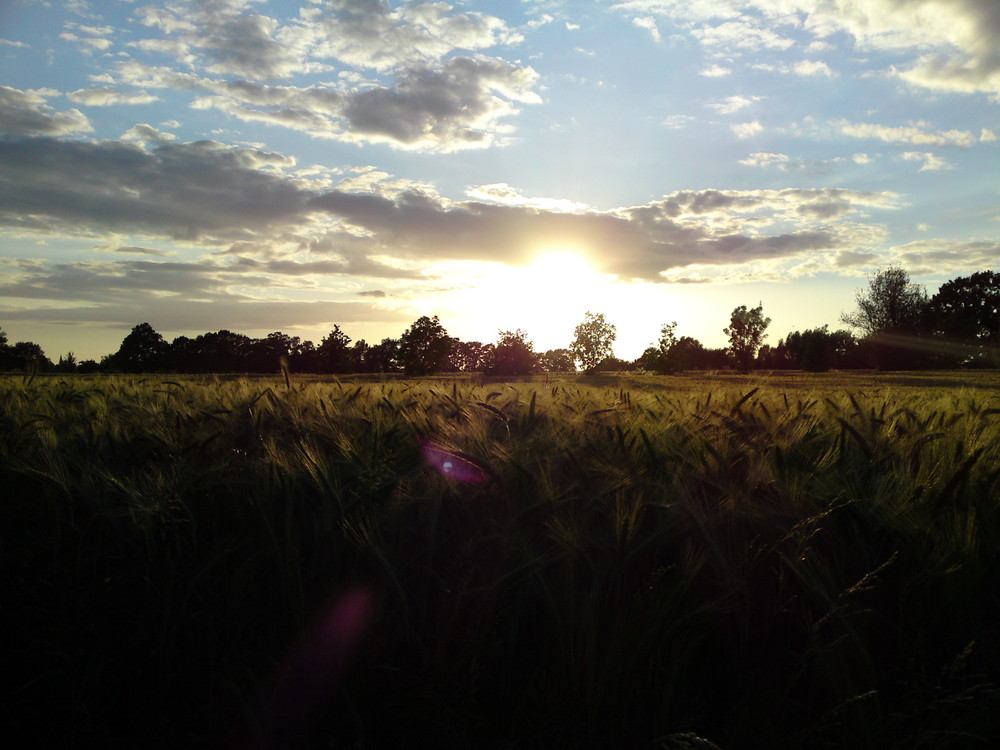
[111,322,169,372]
[926,270,1000,366]
[55,352,78,373]
[783,326,854,372]
[349,339,371,372]
[367,337,401,373]
[725,303,770,372]
[0,339,52,371]
[247,332,304,373]
[445,340,491,372]
[841,267,929,369]
[571,311,616,372]
[317,325,353,373]
[591,356,636,373]
[398,316,452,375]
[539,348,575,372]
[486,329,539,375]
[756,342,794,370]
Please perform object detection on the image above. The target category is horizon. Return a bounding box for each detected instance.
[1,0,998,362]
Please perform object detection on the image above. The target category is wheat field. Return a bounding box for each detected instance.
[4,371,1000,749]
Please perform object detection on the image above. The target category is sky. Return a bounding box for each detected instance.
[1,0,998,363]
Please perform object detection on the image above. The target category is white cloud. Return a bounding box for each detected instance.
[900,151,953,171]
[700,64,732,77]
[852,153,873,164]
[662,114,695,129]
[731,120,763,139]
[67,87,160,106]
[611,0,1000,98]
[793,60,836,77]
[632,16,662,43]
[121,123,178,144]
[834,119,988,147]
[887,238,1000,275]
[708,94,763,114]
[694,20,794,51]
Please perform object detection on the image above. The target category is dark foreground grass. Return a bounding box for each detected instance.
[4,372,1000,749]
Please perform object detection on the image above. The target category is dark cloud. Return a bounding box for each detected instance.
[0,86,92,136]
[0,135,903,286]
[0,298,408,331]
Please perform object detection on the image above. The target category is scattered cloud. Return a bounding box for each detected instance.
[121,123,178,144]
[609,0,1000,98]
[0,85,93,136]
[834,119,993,147]
[901,151,953,171]
[662,114,695,129]
[700,64,731,78]
[887,239,1000,275]
[67,88,160,106]
[632,16,662,43]
[731,120,763,139]
[708,95,763,114]
[739,151,844,173]
[115,56,541,152]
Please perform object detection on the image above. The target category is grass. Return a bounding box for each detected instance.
[4,371,1000,748]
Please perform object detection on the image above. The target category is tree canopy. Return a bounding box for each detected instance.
[570,311,616,372]
[725,303,771,372]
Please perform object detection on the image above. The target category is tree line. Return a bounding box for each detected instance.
[2,268,998,375]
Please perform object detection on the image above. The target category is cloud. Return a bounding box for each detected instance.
[93,241,172,257]
[0,134,904,290]
[693,20,794,51]
[900,151,953,171]
[887,238,1000,275]
[699,64,732,77]
[312,0,522,73]
[632,16,662,43]
[0,86,93,136]
[750,60,837,77]
[116,56,540,152]
[739,152,844,173]
[731,120,763,139]
[67,88,160,106]
[834,119,991,147]
[121,123,178,144]
[131,0,521,81]
[662,114,695,129]
[611,0,1000,97]
[708,95,763,114]
[792,60,836,77]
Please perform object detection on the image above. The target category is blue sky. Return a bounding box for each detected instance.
[1,0,998,361]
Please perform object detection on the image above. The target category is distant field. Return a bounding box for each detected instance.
[4,372,1000,749]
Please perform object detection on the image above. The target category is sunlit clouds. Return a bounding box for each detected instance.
[0,0,997,360]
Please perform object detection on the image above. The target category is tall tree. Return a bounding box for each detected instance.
[725,303,771,372]
[486,329,539,375]
[840,267,929,369]
[570,311,616,372]
[783,326,856,372]
[398,315,452,375]
[927,270,1000,366]
[317,325,352,373]
[539,348,575,372]
[368,337,401,373]
[111,322,169,372]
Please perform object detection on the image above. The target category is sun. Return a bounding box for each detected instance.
[529,248,596,281]
[432,248,606,349]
